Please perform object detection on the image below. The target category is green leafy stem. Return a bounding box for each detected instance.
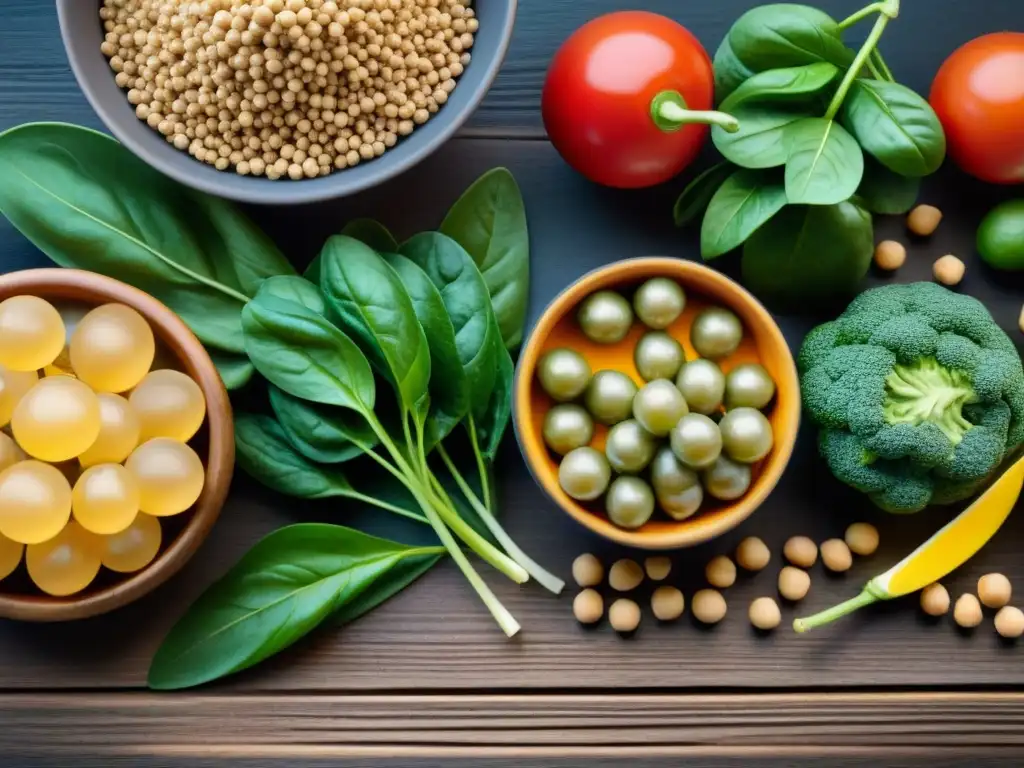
[825,0,901,119]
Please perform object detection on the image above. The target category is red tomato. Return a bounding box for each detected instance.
[930,32,1024,184]
[542,11,734,189]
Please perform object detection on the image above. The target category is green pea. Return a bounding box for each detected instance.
[719,407,774,463]
[584,370,638,425]
[577,290,633,344]
[605,419,656,474]
[691,307,743,359]
[633,379,688,437]
[633,277,686,330]
[606,476,656,529]
[537,348,591,402]
[669,412,722,470]
[558,447,611,501]
[724,363,775,410]
[676,359,725,415]
[543,404,594,456]
[634,331,685,381]
[702,455,752,500]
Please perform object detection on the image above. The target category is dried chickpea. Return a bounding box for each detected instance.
[920,583,950,617]
[692,589,727,625]
[978,573,1012,609]
[736,537,770,572]
[705,555,736,588]
[609,598,641,633]
[778,566,811,602]
[844,523,879,557]
[907,204,943,237]
[874,240,907,271]
[644,556,672,582]
[651,586,684,621]
[609,559,644,592]
[820,539,853,573]
[995,606,1024,639]
[783,536,817,568]
[749,597,781,631]
[1018,304,1024,335]
[573,589,604,625]
[933,255,966,286]
[954,593,983,628]
[572,553,603,588]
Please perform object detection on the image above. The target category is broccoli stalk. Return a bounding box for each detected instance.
[884,357,978,446]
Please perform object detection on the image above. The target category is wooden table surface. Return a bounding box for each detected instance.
[2,0,1024,765]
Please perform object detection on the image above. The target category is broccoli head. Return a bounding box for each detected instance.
[799,283,1024,513]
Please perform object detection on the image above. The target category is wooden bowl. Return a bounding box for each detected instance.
[514,258,800,550]
[0,269,233,621]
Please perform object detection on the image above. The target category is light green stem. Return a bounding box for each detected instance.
[340,489,428,524]
[793,588,881,633]
[437,445,565,595]
[871,48,895,81]
[467,416,492,511]
[865,57,885,81]
[824,0,900,120]
[837,2,885,30]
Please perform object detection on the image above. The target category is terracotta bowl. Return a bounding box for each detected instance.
[0,269,233,621]
[514,258,800,550]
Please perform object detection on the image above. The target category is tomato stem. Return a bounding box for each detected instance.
[651,91,739,134]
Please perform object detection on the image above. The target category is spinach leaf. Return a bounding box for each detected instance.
[209,351,255,391]
[713,37,757,103]
[148,523,444,690]
[318,236,431,411]
[257,275,326,315]
[381,252,470,447]
[0,123,291,354]
[784,118,864,205]
[401,232,500,414]
[439,168,529,350]
[331,547,443,626]
[720,63,839,110]
[340,218,399,253]
[712,105,808,169]
[855,156,920,215]
[241,291,376,411]
[473,338,514,461]
[840,80,946,178]
[727,4,854,72]
[235,413,366,498]
[701,170,787,259]
[673,162,735,227]
[741,201,873,302]
[269,386,377,464]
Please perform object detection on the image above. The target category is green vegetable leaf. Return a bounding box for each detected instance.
[713,105,808,169]
[720,62,839,110]
[318,236,431,412]
[727,4,855,72]
[331,548,443,626]
[840,80,946,178]
[381,252,470,448]
[0,123,291,354]
[713,36,758,104]
[340,218,399,253]
[269,386,377,464]
[473,339,514,461]
[439,168,529,350]
[784,118,864,205]
[742,201,874,302]
[209,351,255,391]
[256,275,326,315]
[701,170,787,259]
[148,523,444,690]
[673,163,735,227]
[241,291,376,411]
[855,156,920,215]
[401,232,500,414]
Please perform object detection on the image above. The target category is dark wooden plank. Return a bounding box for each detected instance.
[0,138,1021,691]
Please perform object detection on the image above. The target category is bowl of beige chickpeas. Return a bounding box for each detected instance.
[57,0,515,204]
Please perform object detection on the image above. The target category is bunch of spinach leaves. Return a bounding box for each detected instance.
[0,123,559,689]
[675,0,945,303]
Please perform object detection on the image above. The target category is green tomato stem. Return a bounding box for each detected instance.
[651,91,739,134]
[437,444,565,595]
[793,584,887,633]
[824,1,900,120]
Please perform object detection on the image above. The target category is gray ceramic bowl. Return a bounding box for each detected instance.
[57,0,516,205]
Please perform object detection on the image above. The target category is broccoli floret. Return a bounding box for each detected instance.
[800,283,1024,513]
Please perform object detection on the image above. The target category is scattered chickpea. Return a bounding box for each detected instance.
[572,553,603,588]
[844,522,879,557]
[874,240,907,271]
[692,589,728,625]
[705,555,737,588]
[920,583,950,617]
[820,539,853,573]
[573,589,604,625]
[933,254,966,286]
[954,593,983,628]
[907,204,943,237]
[644,556,672,582]
[978,573,1012,609]
[783,536,817,568]
[609,598,641,633]
[1018,305,1024,335]
[778,566,811,602]
[749,597,781,631]
[995,606,1024,639]
[651,586,685,621]
[736,537,770,572]
[608,559,644,592]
